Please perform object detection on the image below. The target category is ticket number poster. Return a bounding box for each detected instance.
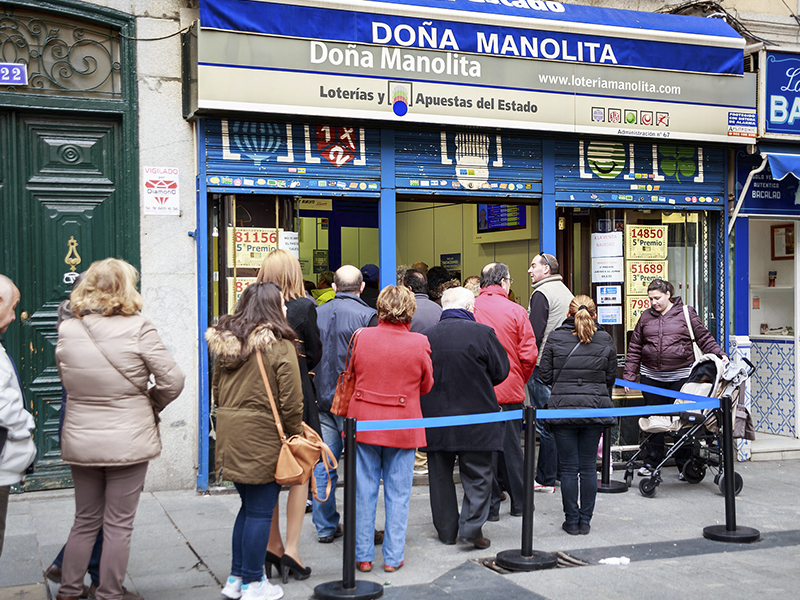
[625,225,668,260]
[625,261,668,295]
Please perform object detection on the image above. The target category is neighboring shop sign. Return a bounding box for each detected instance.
[736,151,800,216]
[625,225,668,259]
[762,50,800,139]
[194,1,755,143]
[227,228,299,267]
[227,277,257,311]
[205,120,381,194]
[142,166,180,215]
[555,140,726,208]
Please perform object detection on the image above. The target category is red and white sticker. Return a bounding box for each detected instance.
[142,166,180,215]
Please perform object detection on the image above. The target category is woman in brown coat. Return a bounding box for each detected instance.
[55,259,184,600]
[206,282,304,600]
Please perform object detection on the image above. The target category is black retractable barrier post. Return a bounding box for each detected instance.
[315,418,384,600]
[496,406,558,571]
[702,395,759,543]
[597,426,626,494]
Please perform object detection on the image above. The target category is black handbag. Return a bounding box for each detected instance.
[542,342,581,432]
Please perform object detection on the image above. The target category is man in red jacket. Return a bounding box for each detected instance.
[474,263,538,519]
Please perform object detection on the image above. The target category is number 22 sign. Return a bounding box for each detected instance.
[0,63,27,85]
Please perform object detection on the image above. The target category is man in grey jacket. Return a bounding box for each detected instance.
[527,253,573,493]
[0,274,36,558]
[312,265,378,543]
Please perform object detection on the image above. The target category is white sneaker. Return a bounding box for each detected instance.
[241,576,284,600]
[533,480,556,493]
[221,576,242,599]
[638,467,652,477]
[413,469,429,476]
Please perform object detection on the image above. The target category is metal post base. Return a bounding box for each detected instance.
[703,525,760,543]
[314,580,384,600]
[597,479,628,494]
[495,549,558,571]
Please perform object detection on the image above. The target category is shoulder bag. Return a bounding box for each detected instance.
[255,352,337,501]
[682,305,704,362]
[330,327,363,417]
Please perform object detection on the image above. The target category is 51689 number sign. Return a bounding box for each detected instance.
[626,261,668,295]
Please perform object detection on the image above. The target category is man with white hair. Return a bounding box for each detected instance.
[0,274,36,557]
[421,287,509,549]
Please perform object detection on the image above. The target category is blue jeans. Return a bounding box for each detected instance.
[312,412,344,537]
[528,367,558,486]
[355,443,414,567]
[552,426,603,526]
[53,531,102,586]
[231,482,281,584]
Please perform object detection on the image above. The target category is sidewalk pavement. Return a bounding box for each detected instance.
[3,459,800,600]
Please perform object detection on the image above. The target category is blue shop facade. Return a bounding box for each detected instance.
[185,0,757,488]
[732,48,800,455]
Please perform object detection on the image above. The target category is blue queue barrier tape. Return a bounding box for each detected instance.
[355,398,720,432]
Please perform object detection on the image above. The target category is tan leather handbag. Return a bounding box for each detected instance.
[255,352,337,501]
[330,328,363,417]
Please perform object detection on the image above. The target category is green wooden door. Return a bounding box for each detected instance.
[0,110,129,489]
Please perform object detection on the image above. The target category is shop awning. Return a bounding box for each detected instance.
[765,153,800,181]
[198,0,744,76]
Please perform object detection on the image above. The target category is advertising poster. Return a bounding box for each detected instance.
[625,261,668,294]
[591,256,624,282]
[625,225,668,259]
[597,285,622,305]
[226,228,282,268]
[597,305,623,326]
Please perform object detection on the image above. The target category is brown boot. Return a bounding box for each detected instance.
[45,564,62,583]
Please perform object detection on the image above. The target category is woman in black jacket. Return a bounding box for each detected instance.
[540,295,616,536]
[257,249,323,582]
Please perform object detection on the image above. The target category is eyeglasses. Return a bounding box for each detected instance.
[502,276,514,284]
[538,253,554,272]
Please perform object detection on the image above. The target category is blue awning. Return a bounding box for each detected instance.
[198,0,744,76]
[765,152,800,181]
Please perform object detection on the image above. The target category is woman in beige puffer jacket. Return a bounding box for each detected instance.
[55,258,184,600]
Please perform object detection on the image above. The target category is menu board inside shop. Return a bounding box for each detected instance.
[227,277,257,312]
[625,225,668,260]
[625,261,668,295]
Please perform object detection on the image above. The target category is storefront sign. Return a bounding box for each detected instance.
[142,167,180,215]
[227,277,257,312]
[299,198,334,211]
[762,50,800,139]
[192,1,755,143]
[626,295,651,330]
[597,305,622,326]
[226,228,281,268]
[597,285,621,305]
[736,151,800,216]
[591,256,624,282]
[591,232,623,258]
[625,261,668,295]
[625,225,668,259]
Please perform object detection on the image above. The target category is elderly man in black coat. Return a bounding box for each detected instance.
[421,287,510,549]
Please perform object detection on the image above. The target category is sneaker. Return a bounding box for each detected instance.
[678,472,685,481]
[241,576,283,600]
[222,576,243,600]
[534,481,556,493]
[637,467,652,477]
[413,469,429,476]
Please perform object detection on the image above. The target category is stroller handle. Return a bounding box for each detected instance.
[741,356,756,378]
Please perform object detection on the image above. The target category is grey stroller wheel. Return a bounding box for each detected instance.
[717,472,743,496]
[639,477,658,498]
[681,459,706,484]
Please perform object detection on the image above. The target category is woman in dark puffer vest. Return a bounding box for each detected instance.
[539,295,616,536]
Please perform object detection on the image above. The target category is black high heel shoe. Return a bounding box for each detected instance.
[265,551,282,579]
[281,554,312,583]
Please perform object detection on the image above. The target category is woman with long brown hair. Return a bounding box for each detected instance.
[539,295,616,536]
[255,250,321,582]
[206,282,304,600]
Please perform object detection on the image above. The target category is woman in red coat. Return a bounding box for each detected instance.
[347,285,434,574]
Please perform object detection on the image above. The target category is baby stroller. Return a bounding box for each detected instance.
[624,354,755,498]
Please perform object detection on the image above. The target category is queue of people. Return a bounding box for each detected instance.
[0,249,726,599]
